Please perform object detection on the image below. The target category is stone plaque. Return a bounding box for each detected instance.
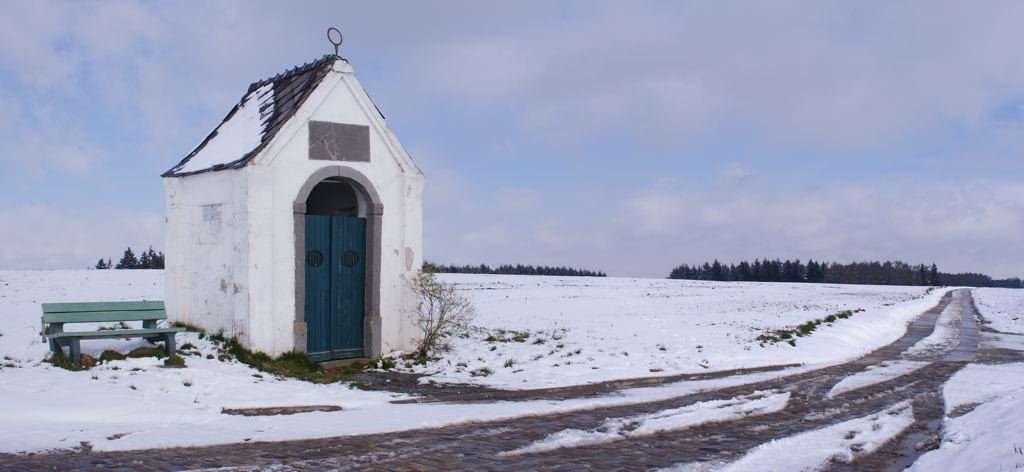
[309,121,370,162]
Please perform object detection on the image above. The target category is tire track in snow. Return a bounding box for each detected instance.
[501,391,790,456]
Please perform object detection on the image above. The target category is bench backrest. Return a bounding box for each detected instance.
[42,301,167,324]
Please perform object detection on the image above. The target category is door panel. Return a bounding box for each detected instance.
[330,216,366,358]
[304,215,332,361]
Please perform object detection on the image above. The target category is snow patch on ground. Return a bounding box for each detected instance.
[503,391,790,456]
[909,392,1024,471]
[706,401,914,472]
[660,463,726,472]
[973,288,1024,334]
[980,331,1024,351]
[408,275,947,389]
[903,291,961,358]
[941,362,1024,414]
[826,360,929,399]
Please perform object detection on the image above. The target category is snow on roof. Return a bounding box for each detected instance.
[170,83,274,175]
[163,55,340,177]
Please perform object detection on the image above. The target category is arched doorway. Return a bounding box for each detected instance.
[293,167,384,361]
[303,179,365,360]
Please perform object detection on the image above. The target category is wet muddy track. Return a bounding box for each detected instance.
[2,290,1014,471]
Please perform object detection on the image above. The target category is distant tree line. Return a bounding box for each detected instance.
[95,246,165,270]
[424,261,606,277]
[668,259,1022,288]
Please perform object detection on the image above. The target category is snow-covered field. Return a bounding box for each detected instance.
[408,274,945,389]
[1,269,829,453]
[0,269,956,455]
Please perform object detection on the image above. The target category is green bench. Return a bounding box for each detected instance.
[41,301,185,363]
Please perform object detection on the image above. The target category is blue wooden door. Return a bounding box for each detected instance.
[330,216,366,358]
[304,215,333,361]
[304,215,366,360]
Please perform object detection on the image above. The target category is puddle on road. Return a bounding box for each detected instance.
[942,291,979,362]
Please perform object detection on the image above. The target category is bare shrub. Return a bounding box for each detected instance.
[407,270,476,357]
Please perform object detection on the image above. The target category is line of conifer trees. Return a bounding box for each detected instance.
[95,246,165,270]
[668,259,1021,288]
[424,262,606,277]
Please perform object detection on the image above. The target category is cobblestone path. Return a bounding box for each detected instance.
[3,290,1019,471]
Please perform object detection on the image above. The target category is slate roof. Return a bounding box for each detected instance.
[162,55,342,177]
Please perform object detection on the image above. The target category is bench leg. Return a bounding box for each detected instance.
[143,320,161,344]
[51,338,66,358]
[163,332,176,358]
[48,323,63,354]
[69,338,81,364]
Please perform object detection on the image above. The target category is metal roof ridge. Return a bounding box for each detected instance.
[246,55,342,93]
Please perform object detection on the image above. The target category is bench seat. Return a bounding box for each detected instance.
[41,300,182,364]
[50,327,185,340]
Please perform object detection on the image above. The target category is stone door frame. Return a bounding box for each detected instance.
[293,165,383,358]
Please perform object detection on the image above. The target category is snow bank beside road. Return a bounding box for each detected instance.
[910,363,1024,472]
[973,287,1024,334]
[942,362,1024,414]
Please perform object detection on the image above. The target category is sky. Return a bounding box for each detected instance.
[0,1,1022,278]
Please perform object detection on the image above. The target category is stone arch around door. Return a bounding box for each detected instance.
[293,166,383,358]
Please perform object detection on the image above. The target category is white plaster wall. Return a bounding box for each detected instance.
[245,60,424,355]
[398,173,425,352]
[164,170,250,341]
[242,166,277,353]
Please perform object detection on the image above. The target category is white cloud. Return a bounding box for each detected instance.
[411,1,1024,153]
[425,174,1024,279]
[32,137,106,177]
[616,177,1024,277]
[420,38,537,104]
[0,203,164,269]
[0,2,78,90]
[0,99,108,177]
[495,187,542,211]
[716,163,754,184]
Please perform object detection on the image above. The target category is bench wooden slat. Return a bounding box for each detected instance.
[42,301,165,314]
[50,327,185,339]
[43,310,168,324]
[41,299,182,364]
